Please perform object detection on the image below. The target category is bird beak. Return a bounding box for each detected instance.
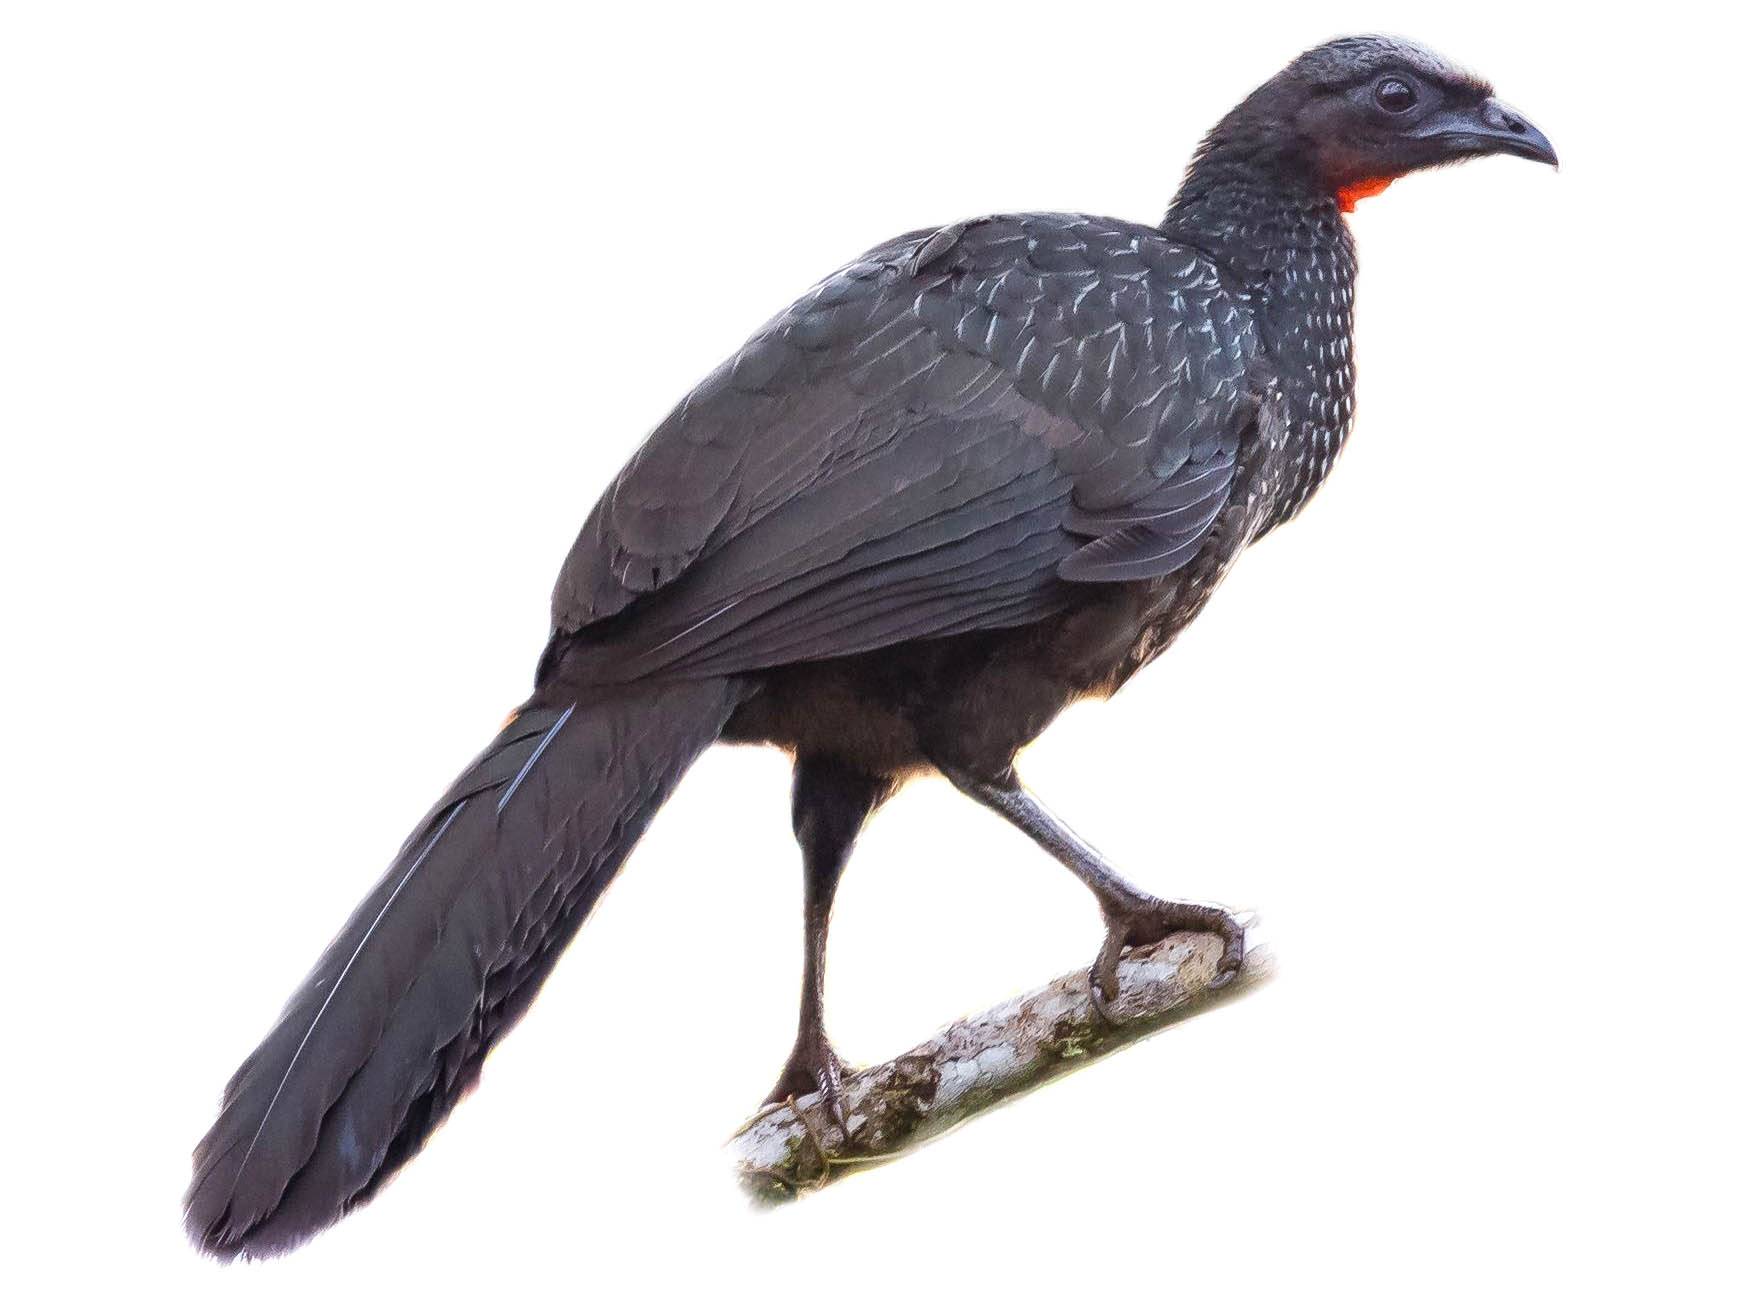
[1414,96,1559,167]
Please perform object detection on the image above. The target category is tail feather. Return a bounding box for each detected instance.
[185,677,746,1259]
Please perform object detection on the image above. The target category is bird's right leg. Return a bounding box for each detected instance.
[764,757,892,1129]
[940,765,1245,1021]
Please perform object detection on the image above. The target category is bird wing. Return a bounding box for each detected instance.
[549,214,1267,681]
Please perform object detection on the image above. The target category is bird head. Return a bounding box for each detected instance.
[1202,35,1557,212]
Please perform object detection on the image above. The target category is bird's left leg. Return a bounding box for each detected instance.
[941,766,1245,1020]
[764,757,893,1129]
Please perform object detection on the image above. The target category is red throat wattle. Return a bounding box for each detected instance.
[1336,176,1394,212]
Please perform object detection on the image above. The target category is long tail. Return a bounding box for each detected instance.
[185,676,746,1259]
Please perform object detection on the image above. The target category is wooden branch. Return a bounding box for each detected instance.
[729,929,1276,1201]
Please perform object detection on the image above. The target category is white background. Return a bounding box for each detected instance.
[3,2,1735,1301]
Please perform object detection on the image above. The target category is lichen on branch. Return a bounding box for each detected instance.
[729,930,1275,1201]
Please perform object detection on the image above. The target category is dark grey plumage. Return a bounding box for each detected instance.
[186,682,746,1258]
[187,34,1554,1260]
[548,216,1269,684]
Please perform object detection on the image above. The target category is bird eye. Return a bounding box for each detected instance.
[1374,78,1417,113]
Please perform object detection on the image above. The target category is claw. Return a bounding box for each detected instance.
[1209,913,1246,988]
[1089,922,1131,1024]
[814,1060,848,1135]
[765,1035,850,1135]
[1088,896,1249,1013]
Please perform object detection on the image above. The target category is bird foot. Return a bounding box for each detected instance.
[1089,896,1247,1022]
[764,1033,851,1134]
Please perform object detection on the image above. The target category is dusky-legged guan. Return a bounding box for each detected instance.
[187,35,1555,1258]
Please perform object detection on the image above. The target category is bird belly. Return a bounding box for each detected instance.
[722,431,1287,775]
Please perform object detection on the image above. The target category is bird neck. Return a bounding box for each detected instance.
[1163,151,1361,527]
[1161,152,1351,297]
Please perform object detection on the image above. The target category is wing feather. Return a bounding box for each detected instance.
[548,214,1269,677]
